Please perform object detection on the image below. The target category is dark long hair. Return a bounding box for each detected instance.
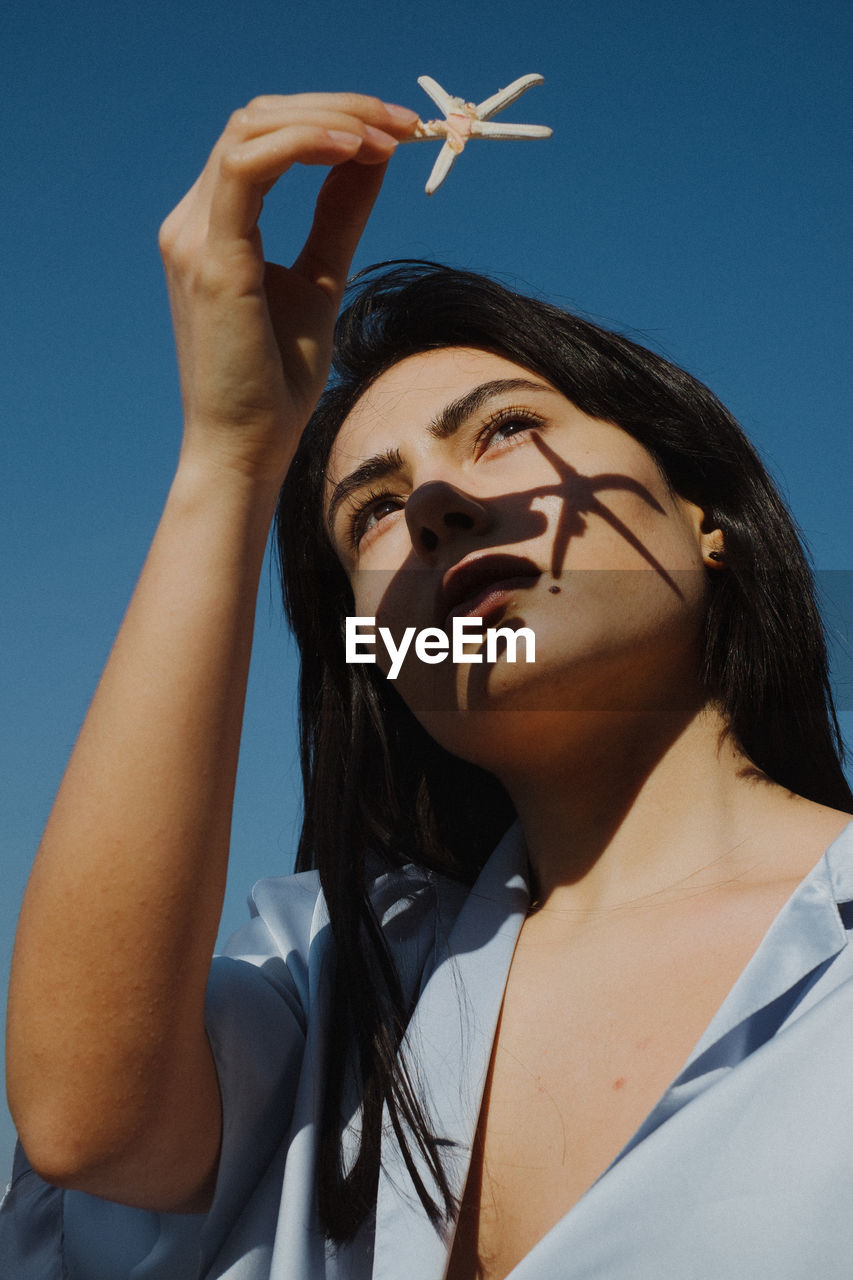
[275,261,852,1241]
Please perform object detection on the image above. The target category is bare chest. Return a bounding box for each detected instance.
[445,890,794,1280]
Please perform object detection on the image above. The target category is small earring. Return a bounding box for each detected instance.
[708,550,724,563]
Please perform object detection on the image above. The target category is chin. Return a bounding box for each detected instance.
[404,643,705,770]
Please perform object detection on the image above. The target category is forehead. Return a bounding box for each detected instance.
[326,347,550,484]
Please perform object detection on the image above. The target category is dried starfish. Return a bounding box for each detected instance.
[403,73,552,194]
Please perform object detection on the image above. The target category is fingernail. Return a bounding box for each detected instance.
[384,103,420,126]
[364,125,399,151]
[327,130,362,149]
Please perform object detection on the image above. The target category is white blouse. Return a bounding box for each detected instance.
[4,820,853,1279]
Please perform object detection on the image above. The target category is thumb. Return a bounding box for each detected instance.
[292,159,388,304]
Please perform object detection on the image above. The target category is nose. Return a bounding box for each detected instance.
[404,480,492,559]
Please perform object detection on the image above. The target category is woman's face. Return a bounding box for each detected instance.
[325,347,720,769]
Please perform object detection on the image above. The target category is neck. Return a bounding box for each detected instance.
[498,703,796,915]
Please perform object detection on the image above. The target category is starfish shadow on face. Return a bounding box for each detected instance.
[531,435,685,597]
[447,440,696,719]
[368,439,686,665]
[365,436,689,717]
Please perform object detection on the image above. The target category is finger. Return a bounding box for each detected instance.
[291,159,388,302]
[230,118,402,177]
[225,93,419,140]
[207,125,395,243]
[184,97,418,239]
[221,105,414,151]
[203,97,414,207]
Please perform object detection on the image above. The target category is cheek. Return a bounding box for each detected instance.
[347,518,419,612]
[577,492,704,574]
[352,553,438,633]
[350,577,384,619]
[348,571,436,687]
[531,567,710,694]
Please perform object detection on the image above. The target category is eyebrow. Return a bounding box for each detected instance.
[326,377,552,533]
[427,377,551,439]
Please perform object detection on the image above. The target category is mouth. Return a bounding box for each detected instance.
[438,553,541,626]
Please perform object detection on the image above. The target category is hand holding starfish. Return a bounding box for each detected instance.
[404,73,552,194]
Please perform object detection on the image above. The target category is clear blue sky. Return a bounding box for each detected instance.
[2,0,851,1178]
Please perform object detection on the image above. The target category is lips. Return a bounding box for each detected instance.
[438,554,540,625]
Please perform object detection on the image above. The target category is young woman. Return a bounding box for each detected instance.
[3,92,853,1280]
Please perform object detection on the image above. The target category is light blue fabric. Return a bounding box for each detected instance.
[4,820,853,1278]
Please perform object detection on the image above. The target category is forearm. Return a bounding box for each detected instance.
[6,90,412,1209]
[6,456,280,1203]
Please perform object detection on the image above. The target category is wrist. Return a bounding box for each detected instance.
[169,445,285,543]
[177,410,299,488]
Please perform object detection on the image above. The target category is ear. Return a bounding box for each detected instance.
[678,500,726,568]
[699,518,726,569]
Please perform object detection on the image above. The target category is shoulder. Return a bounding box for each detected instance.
[218,860,470,987]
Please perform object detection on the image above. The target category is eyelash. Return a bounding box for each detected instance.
[346,486,405,551]
[345,406,546,550]
[474,405,544,455]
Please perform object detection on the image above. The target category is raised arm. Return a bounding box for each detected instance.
[5,93,418,1213]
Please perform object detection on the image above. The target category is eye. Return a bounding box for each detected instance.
[477,406,545,456]
[347,488,404,550]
